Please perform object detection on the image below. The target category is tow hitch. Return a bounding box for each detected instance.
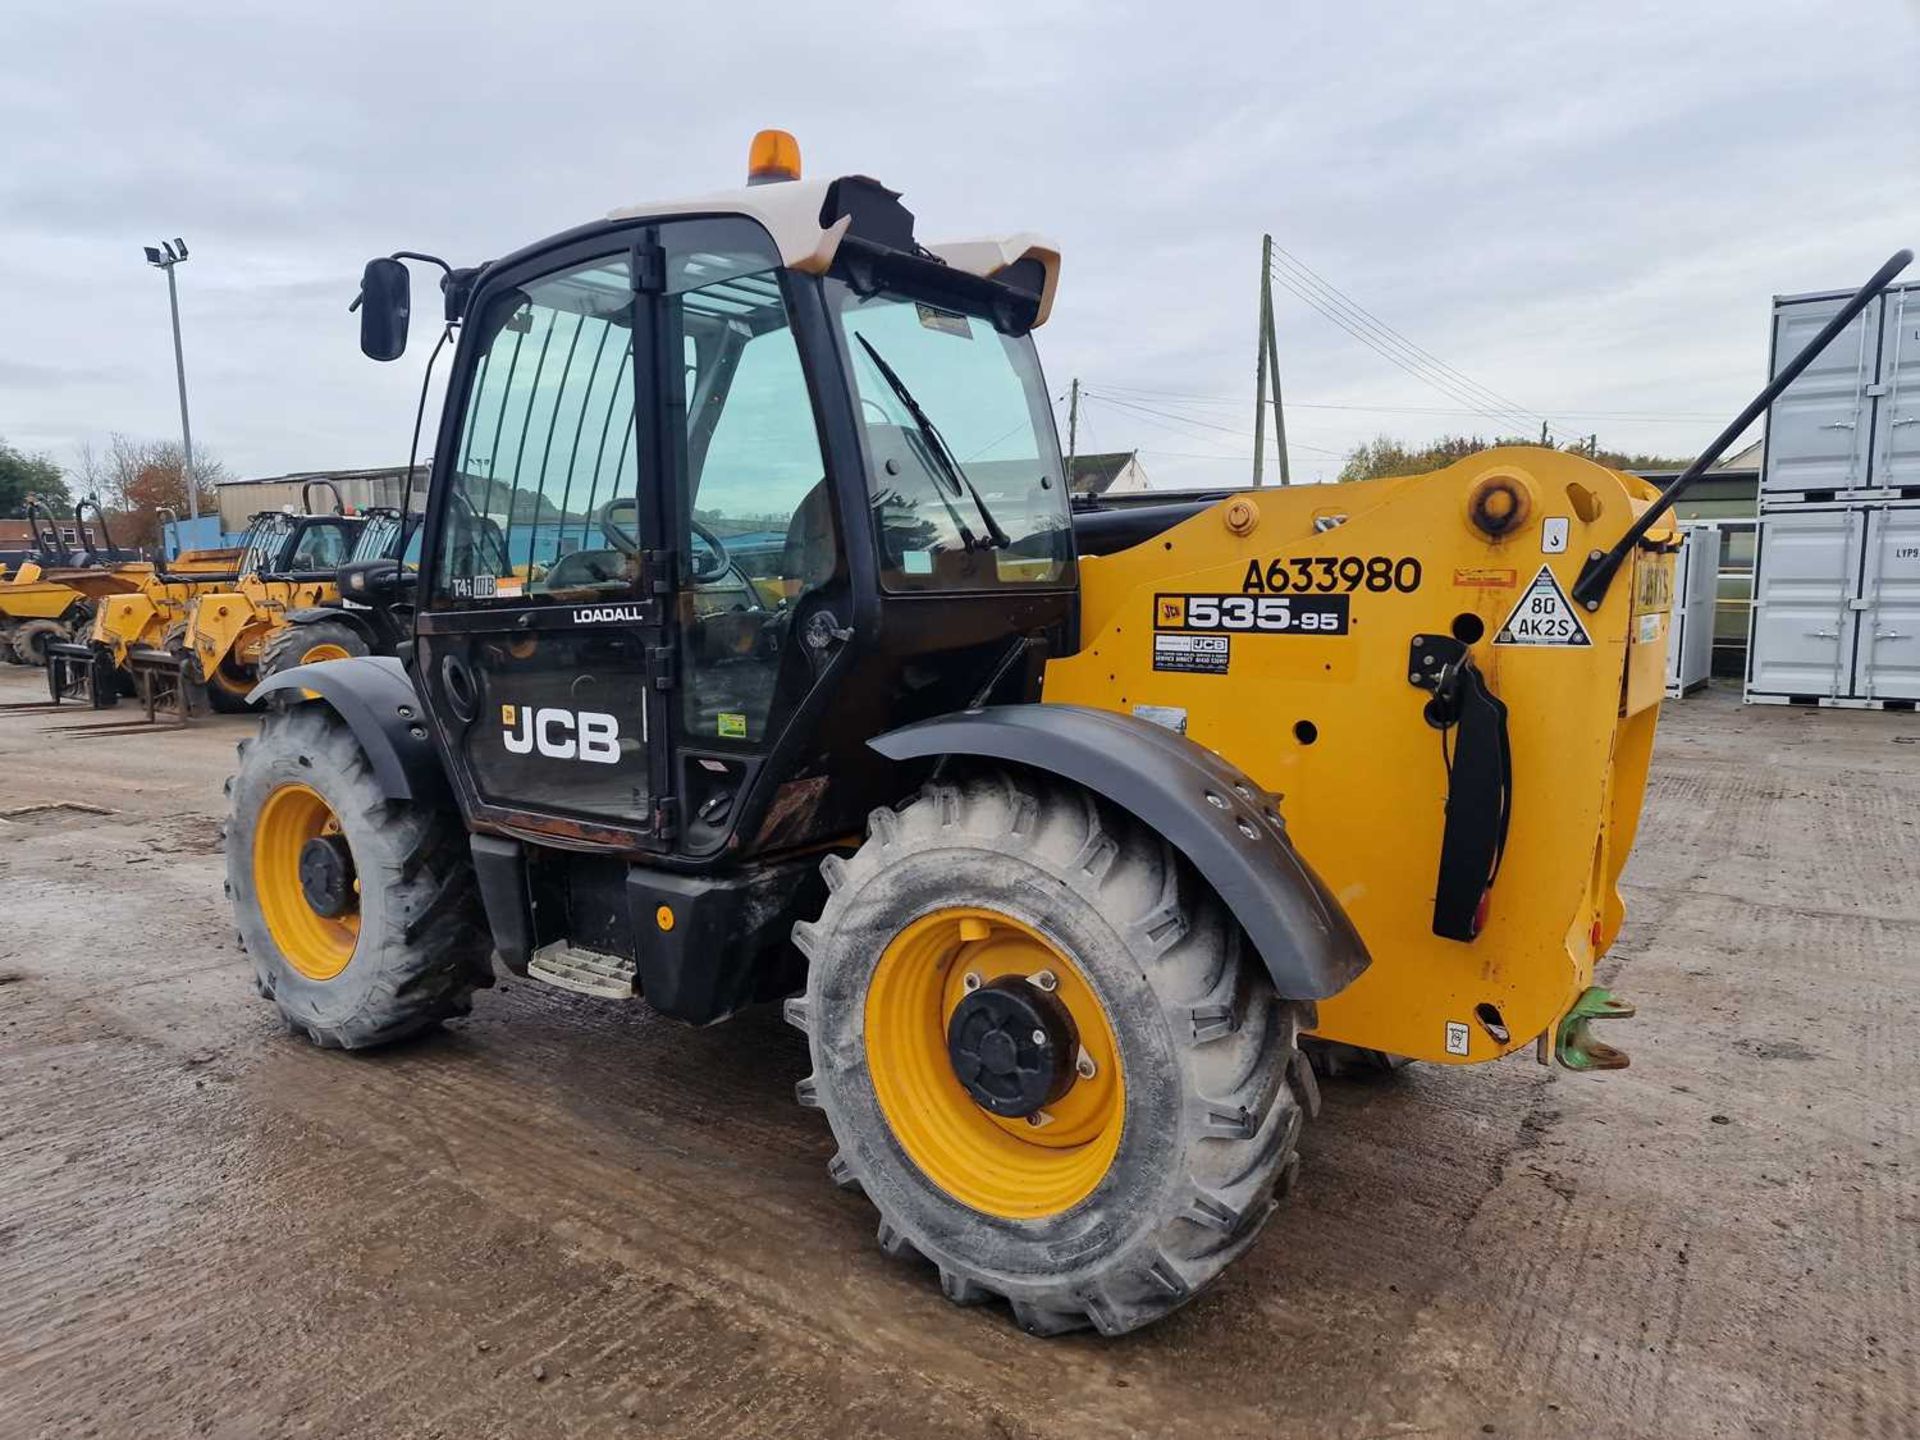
[1554,985,1636,1071]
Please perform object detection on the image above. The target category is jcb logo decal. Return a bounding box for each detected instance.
[502,704,620,764]
[1158,596,1186,627]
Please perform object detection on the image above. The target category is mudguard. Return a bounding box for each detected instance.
[249,655,449,805]
[871,704,1370,1001]
[284,605,372,633]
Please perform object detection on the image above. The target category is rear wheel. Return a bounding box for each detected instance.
[259,618,371,684]
[10,618,65,666]
[224,703,491,1048]
[791,768,1317,1336]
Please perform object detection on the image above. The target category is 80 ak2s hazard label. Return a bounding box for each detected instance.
[1155,592,1350,636]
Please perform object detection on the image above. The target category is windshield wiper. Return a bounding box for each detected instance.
[853,333,1012,551]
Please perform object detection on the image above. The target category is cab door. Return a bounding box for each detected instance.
[414,245,670,842]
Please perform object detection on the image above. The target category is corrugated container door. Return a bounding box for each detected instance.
[1871,289,1919,497]
[1747,509,1863,699]
[1665,534,1689,694]
[1762,294,1880,498]
[1857,506,1920,701]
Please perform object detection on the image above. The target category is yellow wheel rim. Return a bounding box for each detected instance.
[301,642,352,664]
[865,907,1125,1220]
[253,782,360,981]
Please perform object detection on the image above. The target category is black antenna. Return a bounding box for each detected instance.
[1571,247,1912,612]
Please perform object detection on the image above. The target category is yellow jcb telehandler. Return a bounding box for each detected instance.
[49,490,364,715]
[221,132,1912,1335]
[184,502,414,707]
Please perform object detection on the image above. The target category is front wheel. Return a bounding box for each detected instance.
[790,769,1317,1337]
[9,618,65,666]
[258,618,371,683]
[224,703,491,1049]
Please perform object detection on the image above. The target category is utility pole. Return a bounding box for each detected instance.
[1254,234,1291,487]
[1065,377,1080,493]
[144,239,198,523]
[1253,239,1269,487]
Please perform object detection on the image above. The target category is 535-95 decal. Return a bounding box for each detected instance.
[1156,592,1350,636]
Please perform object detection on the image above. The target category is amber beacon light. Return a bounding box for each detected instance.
[747,129,802,184]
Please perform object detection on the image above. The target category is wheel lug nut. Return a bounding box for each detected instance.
[962,971,982,992]
[1029,969,1058,992]
[1076,1050,1097,1079]
[1031,1028,1047,1046]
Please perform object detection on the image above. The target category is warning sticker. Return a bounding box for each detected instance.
[1453,566,1516,589]
[1152,633,1230,674]
[1495,566,1591,647]
[1444,1021,1470,1057]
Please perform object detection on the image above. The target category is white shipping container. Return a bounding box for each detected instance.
[1762,281,1920,504]
[1746,503,1920,707]
[1666,525,1721,698]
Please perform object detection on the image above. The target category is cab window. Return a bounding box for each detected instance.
[288,521,352,571]
[831,282,1072,593]
[435,254,638,606]
[669,219,833,747]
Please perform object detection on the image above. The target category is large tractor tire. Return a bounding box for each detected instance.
[258,618,371,682]
[790,768,1316,1337]
[10,618,65,667]
[224,703,491,1049]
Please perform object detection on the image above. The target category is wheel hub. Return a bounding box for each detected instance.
[945,975,1080,1117]
[297,833,356,918]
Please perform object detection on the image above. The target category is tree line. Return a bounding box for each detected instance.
[1338,434,1692,482]
[0,434,230,548]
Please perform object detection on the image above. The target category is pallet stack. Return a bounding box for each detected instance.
[1746,280,1919,710]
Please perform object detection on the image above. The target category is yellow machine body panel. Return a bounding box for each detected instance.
[186,573,338,680]
[1042,448,1675,1065]
[39,562,154,602]
[0,561,89,622]
[91,571,235,664]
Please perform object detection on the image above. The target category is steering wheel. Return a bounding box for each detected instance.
[599,496,731,583]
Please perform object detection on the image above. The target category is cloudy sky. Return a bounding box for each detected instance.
[3,0,1917,490]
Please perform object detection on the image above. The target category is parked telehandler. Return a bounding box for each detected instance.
[176,484,375,711]
[203,504,419,693]
[223,133,1910,1336]
[49,489,364,713]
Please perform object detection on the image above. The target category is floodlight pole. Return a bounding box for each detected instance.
[148,241,199,523]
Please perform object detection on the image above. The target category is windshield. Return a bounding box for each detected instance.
[351,511,405,564]
[239,513,295,577]
[831,282,1073,592]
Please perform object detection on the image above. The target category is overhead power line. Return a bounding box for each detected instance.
[1263,246,1567,441]
[1082,391,1343,457]
[1089,384,1725,424]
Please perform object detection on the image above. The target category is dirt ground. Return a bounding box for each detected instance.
[0,667,1913,1440]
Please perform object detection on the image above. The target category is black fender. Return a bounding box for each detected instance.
[870,704,1370,1001]
[249,655,449,805]
[284,605,375,638]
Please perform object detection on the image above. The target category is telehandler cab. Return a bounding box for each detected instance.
[225,133,1911,1336]
[250,505,420,684]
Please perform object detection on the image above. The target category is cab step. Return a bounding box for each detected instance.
[526,941,636,1000]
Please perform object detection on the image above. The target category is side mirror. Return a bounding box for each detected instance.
[338,557,403,602]
[356,258,411,361]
